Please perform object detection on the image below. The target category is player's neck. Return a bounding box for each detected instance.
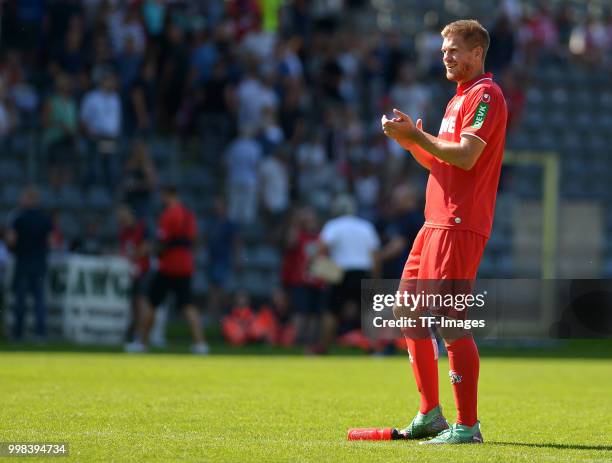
[458,67,486,86]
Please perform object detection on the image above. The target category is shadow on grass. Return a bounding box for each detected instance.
[490,441,612,451]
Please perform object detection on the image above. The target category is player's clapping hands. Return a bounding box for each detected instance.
[381,108,422,143]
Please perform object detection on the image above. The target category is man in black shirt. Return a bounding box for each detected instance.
[8,186,53,341]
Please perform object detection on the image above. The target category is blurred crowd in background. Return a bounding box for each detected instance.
[1,0,611,351]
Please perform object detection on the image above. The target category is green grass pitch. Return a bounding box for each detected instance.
[1,350,611,462]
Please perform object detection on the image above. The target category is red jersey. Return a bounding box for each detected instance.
[119,220,150,276]
[280,230,324,288]
[157,202,197,276]
[424,72,507,238]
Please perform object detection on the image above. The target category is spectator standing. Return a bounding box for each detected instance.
[224,125,262,224]
[42,73,78,191]
[354,160,380,222]
[236,66,278,132]
[50,15,88,82]
[188,26,219,86]
[107,2,147,57]
[375,183,423,278]
[522,4,559,65]
[206,198,241,315]
[199,58,235,145]
[7,186,53,341]
[129,185,209,354]
[295,130,330,205]
[487,15,516,74]
[89,34,115,85]
[500,68,526,134]
[116,36,144,97]
[319,195,380,349]
[46,3,84,53]
[259,148,289,224]
[122,139,158,221]
[281,207,326,348]
[257,106,284,155]
[126,57,157,135]
[117,204,151,343]
[80,70,122,191]
[157,23,189,131]
[6,50,39,128]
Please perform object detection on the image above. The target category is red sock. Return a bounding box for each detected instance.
[405,337,439,414]
[446,336,479,426]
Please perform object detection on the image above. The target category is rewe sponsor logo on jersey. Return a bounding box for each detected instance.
[439,115,457,134]
[471,102,489,129]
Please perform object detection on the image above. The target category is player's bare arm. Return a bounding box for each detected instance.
[381,114,434,170]
[382,109,485,171]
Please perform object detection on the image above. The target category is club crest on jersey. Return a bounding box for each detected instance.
[481,93,491,103]
[449,370,463,384]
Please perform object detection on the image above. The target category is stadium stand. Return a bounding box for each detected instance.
[0,0,611,306]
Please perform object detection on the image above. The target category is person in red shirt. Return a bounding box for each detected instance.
[117,204,150,343]
[382,20,507,444]
[280,207,326,349]
[128,185,209,354]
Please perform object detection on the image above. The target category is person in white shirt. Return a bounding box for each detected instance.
[259,149,289,217]
[236,70,279,132]
[319,195,380,348]
[224,125,262,224]
[80,70,122,191]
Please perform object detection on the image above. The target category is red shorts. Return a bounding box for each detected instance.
[397,227,487,333]
[401,227,487,280]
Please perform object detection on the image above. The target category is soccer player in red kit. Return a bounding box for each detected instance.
[381,20,507,444]
[127,185,209,354]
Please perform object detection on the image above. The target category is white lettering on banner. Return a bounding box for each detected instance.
[2,254,132,345]
[62,255,131,345]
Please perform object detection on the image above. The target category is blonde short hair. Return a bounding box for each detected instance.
[441,19,490,61]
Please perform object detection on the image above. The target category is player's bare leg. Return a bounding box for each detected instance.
[393,303,449,439]
[421,326,482,444]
